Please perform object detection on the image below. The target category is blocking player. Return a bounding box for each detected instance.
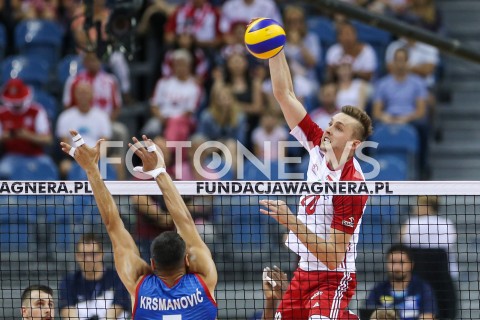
[60,131,217,319]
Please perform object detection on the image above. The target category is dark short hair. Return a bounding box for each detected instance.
[151,231,186,271]
[21,285,53,306]
[76,233,103,250]
[341,105,373,141]
[386,244,413,262]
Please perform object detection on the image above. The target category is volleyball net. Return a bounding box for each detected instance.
[0,180,478,319]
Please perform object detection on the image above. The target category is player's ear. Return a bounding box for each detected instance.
[184,253,190,268]
[351,139,362,151]
[150,258,156,270]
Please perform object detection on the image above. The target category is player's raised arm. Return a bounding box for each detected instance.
[60,131,151,296]
[269,50,307,130]
[129,136,217,294]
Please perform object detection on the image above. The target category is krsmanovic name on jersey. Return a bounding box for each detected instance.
[139,288,204,311]
[196,181,393,195]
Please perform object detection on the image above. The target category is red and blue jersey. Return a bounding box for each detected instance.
[133,273,217,320]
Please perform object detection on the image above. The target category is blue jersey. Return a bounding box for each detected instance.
[133,273,217,320]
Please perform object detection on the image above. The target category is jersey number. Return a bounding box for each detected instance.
[163,316,181,320]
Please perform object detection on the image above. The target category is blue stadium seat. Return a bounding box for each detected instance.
[0,195,36,252]
[307,17,336,50]
[0,23,6,60]
[15,20,63,68]
[243,159,280,181]
[33,88,58,122]
[57,54,84,86]
[358,196,399,249]
[230,195,269,249]
[306,16,336,80]
[370,123,419,178]
[68,161,117,181]
[7,155,59,181]
[1,55,50,88]
[375,155,408,181]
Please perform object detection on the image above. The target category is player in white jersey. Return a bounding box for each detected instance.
[259,46,373,319]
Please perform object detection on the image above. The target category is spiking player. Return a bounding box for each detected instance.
[60,131,217,319]
[260,46,373,319]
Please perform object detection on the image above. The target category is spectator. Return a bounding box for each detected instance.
[220,0,282,42]
[59,233,131,319]
[21,284,55,320]
[70,0,132,97]
[373,48,428,175]
[366,244,437,320]
[370,308,399,320]
[402,0,442,33]
[20,0,59,20]
[252,110,288,161]
[282,5,321,91]
[334,56,370,111]
[400,195,458,279]
[56,81,112,179]
[164,0,222,50]
[63,51,128,178]
[197,85,247,145]
[326,21,377,81]
[162,30,210,84]
[310,81,341,129]
[386,37,439,88]
[143,49,201,144]
[217,51,264,150]
[221,21,258,67]
[0,79,52,178]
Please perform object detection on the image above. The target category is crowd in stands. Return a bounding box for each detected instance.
[0,0,452,319]
[0,0,443,183]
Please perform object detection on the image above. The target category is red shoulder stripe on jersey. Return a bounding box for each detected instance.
[132,274,150,319]
[298,114,324,147]
[194,273,218,307]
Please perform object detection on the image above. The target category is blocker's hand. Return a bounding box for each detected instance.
[259,199,295,227]
[60,130,104,171]
[263,265,289,301]
[128,135,166,177]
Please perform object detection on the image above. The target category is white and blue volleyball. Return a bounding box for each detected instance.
[244,18,286,59]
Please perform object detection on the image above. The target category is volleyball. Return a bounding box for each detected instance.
[244,18,286,60]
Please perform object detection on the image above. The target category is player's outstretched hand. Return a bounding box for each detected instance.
[263,266,288,301]
[60,130,104,171]
[129,135,166,174]
[259,199,294,227]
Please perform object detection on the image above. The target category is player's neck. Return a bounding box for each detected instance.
[155,269,186,287]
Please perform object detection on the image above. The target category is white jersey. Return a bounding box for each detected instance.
[286,115,368,272]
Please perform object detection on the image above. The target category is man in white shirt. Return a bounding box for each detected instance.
[56,81,112,178]
[386,37,439,87]
[220,0,282,37]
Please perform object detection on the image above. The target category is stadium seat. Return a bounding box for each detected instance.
[57,54,84,87]
[14,20,63,68]
[370,123,419,178]
[306,16,336,50]
[68,161,118,181]
[6,155,59,181]
[359,154,408,181]
[0,23,6,60]
[0,195,36,252]
[243,159,280,181]
[358,196,399,249]
[33,88,58,122]
[1,55,50,88]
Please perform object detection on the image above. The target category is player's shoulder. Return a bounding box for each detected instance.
[340,158,365,182]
